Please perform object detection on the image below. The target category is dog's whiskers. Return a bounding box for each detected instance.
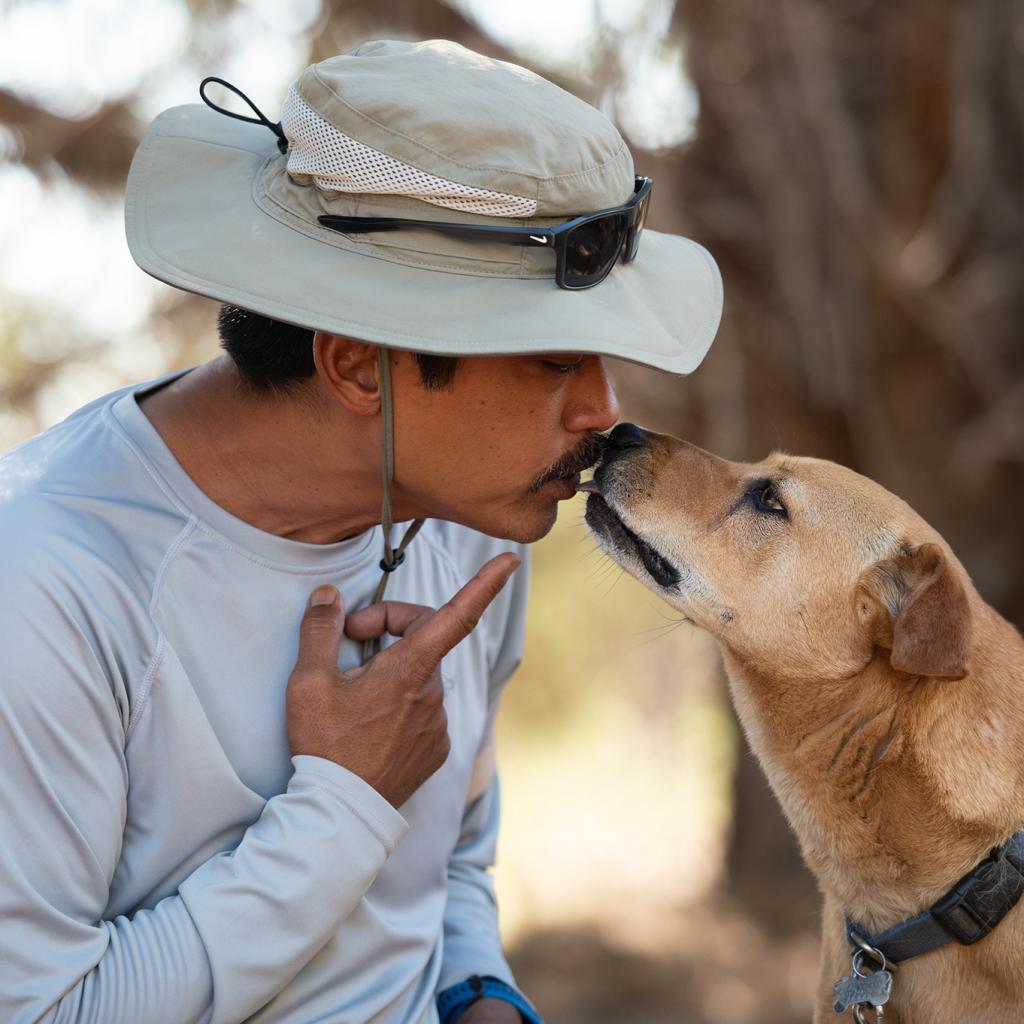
[628,617,688,647]
[633,618,688,649]
[593,564,624,598]
[583,558,614,584]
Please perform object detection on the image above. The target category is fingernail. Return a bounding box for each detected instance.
[310,585,337,607]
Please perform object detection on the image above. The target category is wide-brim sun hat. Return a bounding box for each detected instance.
[125,37,723,375]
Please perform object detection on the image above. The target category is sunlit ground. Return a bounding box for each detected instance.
[495,505,733,941]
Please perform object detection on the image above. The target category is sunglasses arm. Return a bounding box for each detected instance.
[317,215,554,248]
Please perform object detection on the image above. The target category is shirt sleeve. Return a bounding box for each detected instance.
[437,775,514,992]
[0,575,408,1024]
[436,544,530,994]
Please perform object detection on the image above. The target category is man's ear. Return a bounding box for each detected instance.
[856,542,973,679]
[313,332,382,416]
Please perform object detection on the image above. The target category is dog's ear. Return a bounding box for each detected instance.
[856,542,973,679]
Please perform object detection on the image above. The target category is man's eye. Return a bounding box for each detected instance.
[750,479,787,516]
[543,358,583,375]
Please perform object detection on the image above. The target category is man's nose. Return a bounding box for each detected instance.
[563,356,620,434]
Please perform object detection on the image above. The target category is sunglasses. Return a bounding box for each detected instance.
[317,176,653,291]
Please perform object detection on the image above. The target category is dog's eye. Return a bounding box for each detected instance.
[751,479,787,517]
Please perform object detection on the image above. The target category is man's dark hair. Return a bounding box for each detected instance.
[217,305,458,392]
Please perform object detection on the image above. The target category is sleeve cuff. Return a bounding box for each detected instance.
[437,975,543,1024]
[290,754,408,851]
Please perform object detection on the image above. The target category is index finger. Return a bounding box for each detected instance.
[393,552,521,667]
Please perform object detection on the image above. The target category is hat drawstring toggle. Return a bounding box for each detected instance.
[199,76,288,153]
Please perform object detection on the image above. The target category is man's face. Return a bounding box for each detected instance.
[389,352,620,543]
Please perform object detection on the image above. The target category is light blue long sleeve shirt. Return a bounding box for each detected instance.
[0,371,530,1024]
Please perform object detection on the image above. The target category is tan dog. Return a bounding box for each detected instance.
[583,423,1024,1023]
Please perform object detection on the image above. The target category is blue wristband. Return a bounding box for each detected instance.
[437,975,544,1024]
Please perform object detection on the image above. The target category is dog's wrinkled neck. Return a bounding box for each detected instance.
[721,629,1023,931]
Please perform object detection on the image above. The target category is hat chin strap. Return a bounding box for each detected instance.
[362,348,425,662]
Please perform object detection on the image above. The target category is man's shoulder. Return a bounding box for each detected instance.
[0,394,182,714]
[1,382,130,505]
[0,388,188,598]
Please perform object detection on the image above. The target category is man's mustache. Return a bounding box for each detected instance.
[529,432,608,493]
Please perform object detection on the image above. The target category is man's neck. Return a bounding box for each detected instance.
[138,357,386,544]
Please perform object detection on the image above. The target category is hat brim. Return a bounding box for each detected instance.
[126,105,722,374]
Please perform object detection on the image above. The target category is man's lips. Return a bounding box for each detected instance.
[532,434,605,496]
[544,472,581,499]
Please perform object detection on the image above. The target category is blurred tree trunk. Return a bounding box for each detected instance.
[642,0,1024,914]
[725,724,817,931]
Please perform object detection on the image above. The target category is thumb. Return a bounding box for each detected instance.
[296,585,346,673]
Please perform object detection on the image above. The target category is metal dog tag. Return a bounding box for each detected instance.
[832,969,893,1014]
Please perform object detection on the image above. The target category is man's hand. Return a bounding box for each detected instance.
[287,552,520,809]
[459,998,523,1023]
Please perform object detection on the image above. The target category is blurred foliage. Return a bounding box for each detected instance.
[1,1,1021,1020]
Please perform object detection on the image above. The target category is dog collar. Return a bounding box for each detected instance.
[846,830,1024,964]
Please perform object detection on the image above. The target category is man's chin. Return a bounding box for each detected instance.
[442,497,561,544]
[504,505,559,544]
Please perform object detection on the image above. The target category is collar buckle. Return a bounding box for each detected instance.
[931,849,1024,945]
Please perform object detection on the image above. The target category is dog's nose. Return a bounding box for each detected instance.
[606,422,649,452]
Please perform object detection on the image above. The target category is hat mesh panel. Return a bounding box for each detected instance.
[281,87,538,218]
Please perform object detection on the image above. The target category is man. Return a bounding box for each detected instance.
[0,39,721,1024]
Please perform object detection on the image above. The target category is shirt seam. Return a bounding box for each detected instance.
[415,529,464,594]
[103,405,199,522]
[105,404,380,576]
[188,517,378,576]
[417,529,501,680]
[126,516,199,740]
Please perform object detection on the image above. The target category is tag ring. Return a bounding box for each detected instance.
[853,947,888,978]
[848,928,897,972]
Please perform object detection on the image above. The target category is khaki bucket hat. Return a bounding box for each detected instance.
[125,37,723,375]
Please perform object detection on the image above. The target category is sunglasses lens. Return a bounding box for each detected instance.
[563,213,628,288]
[625,189,651,262]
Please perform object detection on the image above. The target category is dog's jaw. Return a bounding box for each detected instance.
[584,490,682,591]
[583,483,721,627]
